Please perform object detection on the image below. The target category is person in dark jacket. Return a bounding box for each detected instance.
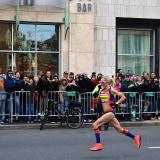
[36,74,50,113]
[148,72,159,119]
[49,75,59,91]
[78,73,93,93]
[14,72,25,115]
[121,74,134,92]
[4,70,15,122]
[149,72,159,92]
[24,78,36,123]
[48,74,60,103]
[4,70,15,93]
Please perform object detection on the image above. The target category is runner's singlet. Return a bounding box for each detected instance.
[99,89,114,113]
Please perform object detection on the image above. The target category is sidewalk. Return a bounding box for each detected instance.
[1,120,160,130]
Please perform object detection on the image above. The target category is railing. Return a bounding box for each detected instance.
[0,91,159,123]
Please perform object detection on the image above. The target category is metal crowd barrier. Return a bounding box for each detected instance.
[0,92,13,123]
[141,92,160,120]
[1,91,160,123]
[115,92,141,121]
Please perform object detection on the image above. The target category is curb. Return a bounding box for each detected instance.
[1,120,160,130]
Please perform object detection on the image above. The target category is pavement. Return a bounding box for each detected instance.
[1,120,160,130]
[1,126,160,160]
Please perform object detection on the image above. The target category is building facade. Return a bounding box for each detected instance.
[69,0,160,76]
[93,0,160,76]
[0,0,160,77]
[0,0,65,76]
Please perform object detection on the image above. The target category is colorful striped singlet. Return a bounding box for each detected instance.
[99,89,114,113]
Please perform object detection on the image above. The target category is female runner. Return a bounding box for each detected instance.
[90,76,141,151]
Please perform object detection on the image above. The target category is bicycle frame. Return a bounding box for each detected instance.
[40,99,84,130]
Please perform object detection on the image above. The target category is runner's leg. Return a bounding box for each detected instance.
[90,112,115,151]
[110,117,141,149]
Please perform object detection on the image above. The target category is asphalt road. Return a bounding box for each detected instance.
[0,126,160,160]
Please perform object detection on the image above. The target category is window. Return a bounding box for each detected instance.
[37,53,59,75]
[14,24,36,51]
[0,23,60,76]
[36,25,59,51]
[0,23,12,50]
[117,29,153,75]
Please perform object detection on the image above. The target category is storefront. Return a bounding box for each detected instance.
[0,23,60,76]
[0,0,65,76]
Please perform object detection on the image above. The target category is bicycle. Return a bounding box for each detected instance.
[40,99,84,130]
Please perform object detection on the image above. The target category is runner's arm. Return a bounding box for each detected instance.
[111,87,126,105]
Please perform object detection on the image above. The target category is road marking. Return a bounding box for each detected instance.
[148,147,160,149]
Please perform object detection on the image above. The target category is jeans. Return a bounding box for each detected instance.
[15,95,20,114]
[60,99,69,113]
[26,102,34,115]
[0,99,5,122]
[26,102,34,120]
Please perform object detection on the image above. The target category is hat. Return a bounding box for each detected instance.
[53,74,58,78]
[64,71,68,74]
[125,74,130,77]
[69,72,74,75]
[8,70,13,74]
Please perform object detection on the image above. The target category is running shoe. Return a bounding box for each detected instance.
[134,135,141,149]
[90,143,103,151]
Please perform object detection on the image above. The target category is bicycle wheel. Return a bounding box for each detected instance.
[40,100,54,130]
[67,108,84,129]
[40,112,49,130]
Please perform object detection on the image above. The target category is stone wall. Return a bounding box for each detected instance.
[68,0,94,75]
[94,0,160,76]
[0,4,64,23]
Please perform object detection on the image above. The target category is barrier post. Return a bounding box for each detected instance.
[10,93,13,124]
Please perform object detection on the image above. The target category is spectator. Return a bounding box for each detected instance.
[134,76,149,94]
[33,75,39,114]
[63,71,69,81]
[143,71,150,80]
[59,78,68,113]
[78,73,93,93]
[24,78,36,123]
[0,74,6,124]
[114,77,122,92]
[23,76,30,85]
[68,72,76,85]
[148,72,159,120]
[66,73,80,98]
[49,74,59,91]
[97,73,103,83]
[33,76,39,86]
[91,72,99,90]
[149,72,159,92]
[38,70,44,79]
[46,74,59,110]
[4,70,15,93]
[37,74,50,94]
[14,72,25,115]
[15,72,25,91]
[37,74,50,112]
[46,70,52,82]
[0,67,6,79]
[4,70,15,121]
[75,74,80,86]
[121,74,134,92]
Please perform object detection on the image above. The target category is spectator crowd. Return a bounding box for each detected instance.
[0,69,160,124]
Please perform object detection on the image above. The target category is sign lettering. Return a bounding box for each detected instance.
[77,2,92,13]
